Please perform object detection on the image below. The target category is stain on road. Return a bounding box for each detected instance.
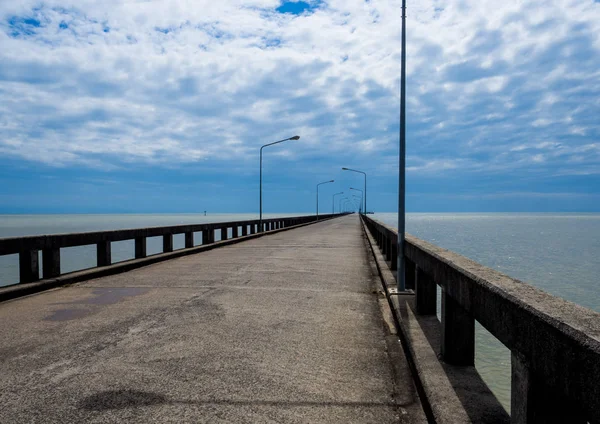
[45,288,151,321]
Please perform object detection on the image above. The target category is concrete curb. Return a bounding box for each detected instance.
[359,218,509,424]
[361,224,428,423]
[0,216,340,304]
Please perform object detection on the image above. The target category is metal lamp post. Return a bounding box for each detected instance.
[397,0,407,291]
[332,192,344,214]
[316,180,334,219]
[345,199,353,213]
[260,135,300,232]
[352,194,363,214]
[340,197,348,213]
[342,168,367,214]
[350,187,363,213]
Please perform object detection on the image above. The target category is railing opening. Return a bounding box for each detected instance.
[61,245,96,274]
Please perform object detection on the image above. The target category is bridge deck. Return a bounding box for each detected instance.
[0,216,424,423]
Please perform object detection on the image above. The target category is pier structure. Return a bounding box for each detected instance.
[0,214,599,423]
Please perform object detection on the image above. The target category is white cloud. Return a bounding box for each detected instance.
[0,0,598,180]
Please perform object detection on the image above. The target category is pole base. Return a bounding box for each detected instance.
[388,288,414,296]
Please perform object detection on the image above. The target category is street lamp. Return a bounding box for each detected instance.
[332,192,344,214]
[340,197,348,213]
[260,135,300,232]
[351,194,362,214]
[317,180,334,219]
[342,167,367,214]
[343,197,354,213]
[350,187,363,213]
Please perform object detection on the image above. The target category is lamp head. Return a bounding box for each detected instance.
[342,167,348,170]
[290,135,300,140]
[329,180,334,182]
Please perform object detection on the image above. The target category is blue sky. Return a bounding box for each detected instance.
[0,0,599,213]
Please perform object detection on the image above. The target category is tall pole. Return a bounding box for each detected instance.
[352,195,362,213]
[260,148,263,231]
[350,188,363,214]
[364,173,367,214]
[341,197,349,213]
[317,180,334,219]
[333,192,344,214]
[260,136,300,232]
[342,168,367,214]
[397,0,407,291]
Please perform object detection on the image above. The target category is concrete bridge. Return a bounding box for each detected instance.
[0,214,599,423]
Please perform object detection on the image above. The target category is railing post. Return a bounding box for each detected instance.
[385,236,391,261]
[232,225,238,238]
[97,241,111,267]
[19,250,39,283]
[512,352,531,424]
[163,234,173,252]
[185,232,194,248]
[441,288,475,365]
[250,224,256,235]
[390,243,398,270]
[242,224,248,236]
[221,227,228,241]
[511,352,587,424]
[202,228,213,245]
[405,259,416,290]
[135,237,147,258]
[42,248,60,279]
[415,267,436,315]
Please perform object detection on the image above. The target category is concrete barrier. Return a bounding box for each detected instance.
[361,215,600,424]
[0,214,345,291]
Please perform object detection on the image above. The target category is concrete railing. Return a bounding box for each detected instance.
[0,214,340,285]
[361,215,600,424]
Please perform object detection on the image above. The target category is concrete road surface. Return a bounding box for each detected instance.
[0,215,424,423]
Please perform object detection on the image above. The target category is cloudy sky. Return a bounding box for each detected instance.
[1,0,599,213]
